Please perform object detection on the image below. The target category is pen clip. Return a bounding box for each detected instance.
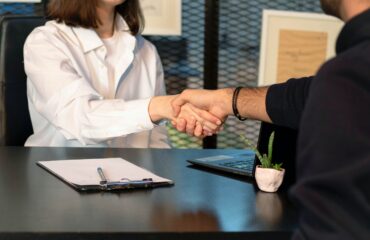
[97,167,108,185]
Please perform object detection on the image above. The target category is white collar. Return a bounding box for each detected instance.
[50,14,133,53]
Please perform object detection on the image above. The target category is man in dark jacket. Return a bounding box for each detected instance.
[171,0,370,239]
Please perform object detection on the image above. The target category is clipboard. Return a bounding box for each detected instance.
[37,158,174,191]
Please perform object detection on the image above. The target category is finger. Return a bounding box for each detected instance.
[194,122,203,137]
[171,120,177,126]
[176,118,186,132]
[202,130,213,137]
[196,117,219,132]
[171,95,188,117]
[194,117,219,133]
[202,124,217,133]
[197,109,222,126]
[186,117,196,136]
[202,121,219,132]
[183,110,218,132]
[190,108,222,131]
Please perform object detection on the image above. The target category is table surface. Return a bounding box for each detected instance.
[0,147,298,240]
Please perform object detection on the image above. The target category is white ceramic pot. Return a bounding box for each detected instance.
[255,165,285,193]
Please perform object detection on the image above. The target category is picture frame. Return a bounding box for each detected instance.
[140,0,182,36]
[0,0,41,2]
[258,10,343,86]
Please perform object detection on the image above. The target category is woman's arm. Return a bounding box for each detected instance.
[25,29,220,144]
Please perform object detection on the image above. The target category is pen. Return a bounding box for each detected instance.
[97,167,108,184]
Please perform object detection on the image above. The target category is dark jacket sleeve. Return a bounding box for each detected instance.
[265,77,313,129]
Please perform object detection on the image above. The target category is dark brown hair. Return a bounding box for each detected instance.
[47,0,144,35]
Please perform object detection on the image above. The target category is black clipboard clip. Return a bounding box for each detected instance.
[101,178,154,190]
[97,167,154,190]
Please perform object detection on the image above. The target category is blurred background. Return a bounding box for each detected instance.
[0,0,322,149]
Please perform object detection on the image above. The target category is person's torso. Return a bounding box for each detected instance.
[25,19,169,148]
[291,14,370,239]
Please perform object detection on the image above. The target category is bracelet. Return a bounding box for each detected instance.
[232,87,247,121]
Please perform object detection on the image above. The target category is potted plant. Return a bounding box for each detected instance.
[241,132,285,192]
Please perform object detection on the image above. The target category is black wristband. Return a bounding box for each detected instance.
[232,87,247,121]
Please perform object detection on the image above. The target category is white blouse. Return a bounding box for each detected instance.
[24,16,170,148]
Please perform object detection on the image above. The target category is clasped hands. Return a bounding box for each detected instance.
[149,90,230,137]
[170,89,231,137]
[171,102,223,137]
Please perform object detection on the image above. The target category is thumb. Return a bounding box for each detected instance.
[171,95,187,117]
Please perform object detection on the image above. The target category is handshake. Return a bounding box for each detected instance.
[148,87,269,138]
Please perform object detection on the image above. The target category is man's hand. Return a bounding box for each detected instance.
[171,89,233,119]
[170,89,234,135]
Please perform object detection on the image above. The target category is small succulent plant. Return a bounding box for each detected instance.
[241,131,283,171]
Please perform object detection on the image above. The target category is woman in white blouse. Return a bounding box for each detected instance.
[24,0,220,148]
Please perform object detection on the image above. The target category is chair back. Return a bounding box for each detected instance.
[0,15,45,146]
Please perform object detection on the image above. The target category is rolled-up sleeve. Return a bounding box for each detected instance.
[265,77,313,129]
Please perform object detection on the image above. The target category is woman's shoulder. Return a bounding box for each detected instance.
[135,35,158,54]
[25,20,81,50]
[26,20,68,42]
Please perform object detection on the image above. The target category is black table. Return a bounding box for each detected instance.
[0,147,298,240]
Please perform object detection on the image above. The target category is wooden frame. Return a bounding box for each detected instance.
[0,0,41,2]
[258,10,343,86]
[140,0,182,36]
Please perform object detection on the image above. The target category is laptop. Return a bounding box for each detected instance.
[187,122,298,183]
[187,151,256,177]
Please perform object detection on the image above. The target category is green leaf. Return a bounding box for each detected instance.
[240,135,264,164]
[272,163,283,171]
[262,154,269,168]
[240,134,282,170]
[268,131,275,162]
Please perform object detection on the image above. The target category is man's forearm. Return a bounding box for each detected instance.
[172,87,272,124]
[233,87,272,123]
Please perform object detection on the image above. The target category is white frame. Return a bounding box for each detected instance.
[140,0,182,36]
[0,0,41,2]
[258,10,343,86]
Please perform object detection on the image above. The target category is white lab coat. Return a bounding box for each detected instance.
[24,16,171,148]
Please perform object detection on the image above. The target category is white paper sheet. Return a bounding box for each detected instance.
[38,158,173,186]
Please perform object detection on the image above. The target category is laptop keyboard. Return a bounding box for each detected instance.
[219,160,254,171]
